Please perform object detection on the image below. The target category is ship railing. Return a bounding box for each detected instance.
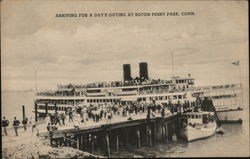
[138,88,187,95]
[57,79,173,89]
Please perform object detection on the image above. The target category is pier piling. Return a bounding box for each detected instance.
[22,105,26,120]
[76,135,80,150]
[125,128,129,147]
[35,103,38,122]
[91,135,94,153]
[81,135,84,151]
[149,128,152,146]
[116,135,119,152]
[136,129,141,149]
[165,124,168,143]
[106,133,110,157]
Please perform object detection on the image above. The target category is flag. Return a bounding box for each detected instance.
[232,61,239,65]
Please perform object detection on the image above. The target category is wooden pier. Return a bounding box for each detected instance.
[40,113,183,157]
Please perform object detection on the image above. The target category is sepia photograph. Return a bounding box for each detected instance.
[1,0,249,158]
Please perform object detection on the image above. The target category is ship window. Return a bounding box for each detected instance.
[192,115,194,118]
[173,95,177,100]
[178,95,182,99]
[87,100,89,102]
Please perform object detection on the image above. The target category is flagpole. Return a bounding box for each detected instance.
[35,70,38,93]
[171,52,174,77]
[238,62,243,109]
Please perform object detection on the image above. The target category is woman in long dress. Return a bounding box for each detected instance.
[45,114,50,127]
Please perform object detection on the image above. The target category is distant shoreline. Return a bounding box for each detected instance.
[2,90,34,92]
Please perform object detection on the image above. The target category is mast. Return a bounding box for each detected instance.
[35,70,38,93]
[238,61,243,109]
[171,52,174,77]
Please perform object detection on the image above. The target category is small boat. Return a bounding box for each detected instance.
[179,111,218,142]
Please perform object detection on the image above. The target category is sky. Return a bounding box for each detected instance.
[1,0,248,91]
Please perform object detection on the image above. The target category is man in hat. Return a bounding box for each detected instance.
[2,116,9,136]
[13,117,20,136]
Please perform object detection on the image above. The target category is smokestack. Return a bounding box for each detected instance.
[139,62,149,80]
[123,64,132,81]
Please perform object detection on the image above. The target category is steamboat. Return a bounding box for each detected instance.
[34,62,243,123]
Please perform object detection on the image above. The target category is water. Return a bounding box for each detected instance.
[2,91,35,122]
[1,91,249,157]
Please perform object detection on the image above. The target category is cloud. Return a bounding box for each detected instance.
[1,1,248,90]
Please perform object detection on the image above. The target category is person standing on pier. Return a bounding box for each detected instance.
[45,114,50,126]
[13,117,20,136]
[161,108,165,117]
[47,123,56,147]
[2,116,9,136]
[69,110,73,123]
[30,117,37,135]
[22,117,28,131]
[61,113,65,126]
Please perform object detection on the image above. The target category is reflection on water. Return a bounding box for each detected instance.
[113,124,249,157]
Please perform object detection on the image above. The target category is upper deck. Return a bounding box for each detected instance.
[35,76,241,99]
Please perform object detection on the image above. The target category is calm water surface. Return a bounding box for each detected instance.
[2,91,249,157]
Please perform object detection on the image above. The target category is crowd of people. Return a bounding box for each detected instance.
[2,99,198,138]
[1,116,37,137]
[44,100,197,130]
[37,78,174,97]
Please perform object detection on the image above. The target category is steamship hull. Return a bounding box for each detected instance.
[216,108,243,123]
[34,62,244,123]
